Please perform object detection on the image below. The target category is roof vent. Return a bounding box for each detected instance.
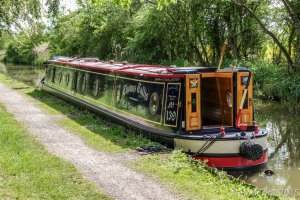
[123,61,128,65]
[109,60,114,64]
[57,58,75,62]
[80,58,99,62]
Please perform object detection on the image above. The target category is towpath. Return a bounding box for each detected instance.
[0,83,179,200]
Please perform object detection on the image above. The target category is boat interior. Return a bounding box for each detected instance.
[201,76,233,128]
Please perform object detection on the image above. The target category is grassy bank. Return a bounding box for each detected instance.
[0,103,110,199]
[0,73,158,153]
[0,73,281,199]
[129,150,278,200]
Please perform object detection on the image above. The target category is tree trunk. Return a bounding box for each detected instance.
[197,34,210,66]
[190,43,207,67]
[288,27,295,56]
[281,0,300,71]
[295,30,300,71]
[234,0,295,72]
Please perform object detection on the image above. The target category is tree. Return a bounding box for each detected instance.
[0,0,41,30]
[281,0,300,71]
[234,0,300,72]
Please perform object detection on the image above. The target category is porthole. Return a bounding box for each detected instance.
[58,72,63,83]
[149,92,160,115]
[93,79,100,97]
[76,73,83,92]
[116,85,122,104]
[81,74,88,94]
[226,91,233,108]
[65,74,70,86]
[46,68,51,80]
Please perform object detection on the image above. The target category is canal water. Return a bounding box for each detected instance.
[0,63,299,197]
[0,62,45,86]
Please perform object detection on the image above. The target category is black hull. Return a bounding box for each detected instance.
[224,162,268,173]
[41,83,176,147]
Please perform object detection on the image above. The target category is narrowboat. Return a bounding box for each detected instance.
[41,57,268,171]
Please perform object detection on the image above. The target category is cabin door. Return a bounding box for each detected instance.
[236,72,253,125]
[185,74,201,131]
[201,73,233,128]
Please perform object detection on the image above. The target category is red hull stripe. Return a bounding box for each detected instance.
[192,152,267,168]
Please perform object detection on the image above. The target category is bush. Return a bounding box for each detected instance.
[250,60,300,112]
[4,23,49,65]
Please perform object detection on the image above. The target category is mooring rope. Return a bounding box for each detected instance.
[194,134,220,156]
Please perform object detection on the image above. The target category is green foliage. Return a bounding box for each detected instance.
[47,0,266,66]
[0,0,41,29]
[0,102,110,199]
[2,0,300,110]
[0,31,11,50]
[4,23,50,65]
[251,60,300,112]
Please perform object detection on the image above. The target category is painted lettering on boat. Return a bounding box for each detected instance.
[122,83,149,101]
[164,83,181,127]
[154,78,180,82]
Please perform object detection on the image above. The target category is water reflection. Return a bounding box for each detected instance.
[244,100,300,196]
[0,62,44,86]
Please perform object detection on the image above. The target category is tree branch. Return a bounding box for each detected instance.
[233,0,294,72]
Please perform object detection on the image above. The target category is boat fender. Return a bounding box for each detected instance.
[239,141,263,161]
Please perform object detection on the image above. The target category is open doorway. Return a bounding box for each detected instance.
[201,74,233,128]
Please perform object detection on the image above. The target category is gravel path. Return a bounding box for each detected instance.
[0,83,179,200]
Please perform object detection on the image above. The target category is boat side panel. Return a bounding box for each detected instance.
[44,64,183,132]
[41,83,176,147]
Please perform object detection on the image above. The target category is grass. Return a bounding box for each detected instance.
[27,89,159,153]
[0,73,158,153]
[0,73,283,199]
[129,150,280,200]
[0,103,110,199]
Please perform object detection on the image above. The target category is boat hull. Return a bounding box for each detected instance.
[41,82,268,171]
[193,152,267,172]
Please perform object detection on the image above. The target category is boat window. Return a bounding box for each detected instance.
[76,73,83,93]
[71,71,77,91]
[149,92,160,115]
[191,93,197,113]
[242,90,249,109]
[92,79,100,97]
[58,72,63,83]
[51,66,56,83]
[65,74,70,86]
[226,91,233,108]
[46,67,52,80]
[241,76,248,85]
[82,74,88,94]
[115,85,122,104]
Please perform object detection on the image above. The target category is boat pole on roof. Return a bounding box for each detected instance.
[216,42,228,123]
[217,42,228,72]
